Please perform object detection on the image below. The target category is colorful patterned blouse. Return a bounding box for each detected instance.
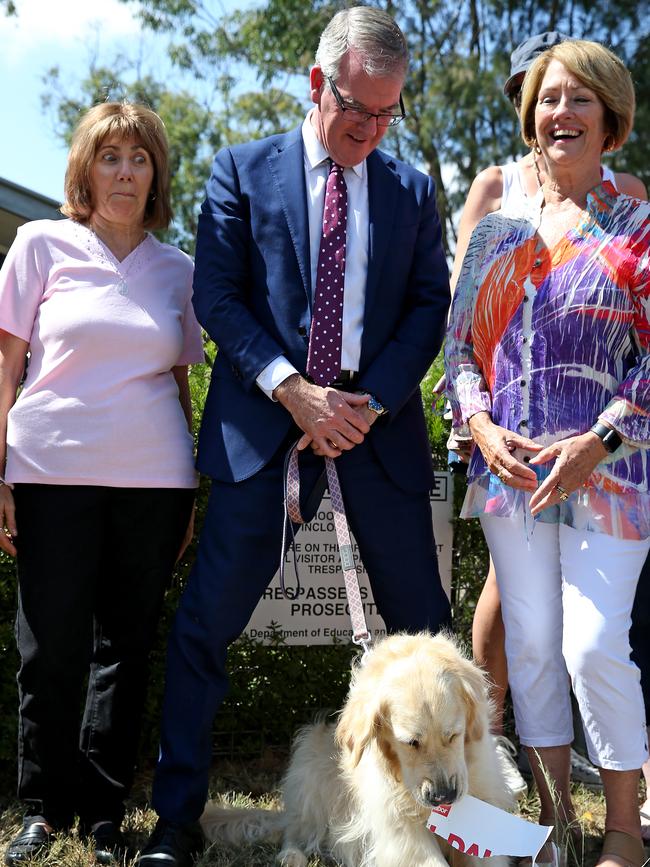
[445,182,650,540]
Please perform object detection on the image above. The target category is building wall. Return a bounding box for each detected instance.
[0,177,62,267]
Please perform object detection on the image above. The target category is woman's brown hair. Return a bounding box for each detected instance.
[61,101,173,229]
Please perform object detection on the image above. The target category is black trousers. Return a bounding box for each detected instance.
[13,484,194,830]
[631,552,650,719]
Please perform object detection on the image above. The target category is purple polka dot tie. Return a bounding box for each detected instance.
[306,161,347,387]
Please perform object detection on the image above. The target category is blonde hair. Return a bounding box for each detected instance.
[62,101,172,229]
[520,40,635,152]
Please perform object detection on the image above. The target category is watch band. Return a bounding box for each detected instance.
[590,422,622,454]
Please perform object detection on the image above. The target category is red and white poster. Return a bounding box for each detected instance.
[427,795,553,859]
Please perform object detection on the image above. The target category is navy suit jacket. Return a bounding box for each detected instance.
[193,125,450,492]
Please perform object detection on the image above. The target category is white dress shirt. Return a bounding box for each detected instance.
[256,111,369,398]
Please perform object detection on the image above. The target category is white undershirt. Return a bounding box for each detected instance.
[256,111,369,398]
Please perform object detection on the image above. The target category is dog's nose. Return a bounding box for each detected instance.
[422,780,458,806]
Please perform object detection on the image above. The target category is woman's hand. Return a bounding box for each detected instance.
[529,431,607,516]
[0,331,29,557]
[176,503,195,563]
[468,411,541,491]
[0,484,17,557]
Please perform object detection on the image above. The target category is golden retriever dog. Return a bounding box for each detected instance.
[201,633,513,867]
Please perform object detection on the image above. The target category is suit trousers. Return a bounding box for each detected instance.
[481,512,649,771]
[152,431,451,823]
[13,483,194,829]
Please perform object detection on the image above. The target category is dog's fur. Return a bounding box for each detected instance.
[201,633,514,867]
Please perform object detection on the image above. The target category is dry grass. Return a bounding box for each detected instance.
[0,758,645,867]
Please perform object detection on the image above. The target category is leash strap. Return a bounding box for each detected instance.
[281,443,372,652]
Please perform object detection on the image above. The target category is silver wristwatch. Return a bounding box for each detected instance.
[367,394,387,417]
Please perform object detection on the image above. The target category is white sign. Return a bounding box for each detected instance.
[244,473,453,644]
[427,796,553,859]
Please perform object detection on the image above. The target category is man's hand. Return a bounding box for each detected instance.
[307,403,379,456]
[273,374,370,458]
[357,404,381,429]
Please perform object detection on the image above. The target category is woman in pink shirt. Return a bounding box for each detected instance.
[1,102,204,866]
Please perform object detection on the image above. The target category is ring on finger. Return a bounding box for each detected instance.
[496,467,507,483]
[555,483,569,501]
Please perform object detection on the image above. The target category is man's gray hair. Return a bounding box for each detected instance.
[315,6,409,81]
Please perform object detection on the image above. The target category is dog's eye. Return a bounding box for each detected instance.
[408,738,420,750]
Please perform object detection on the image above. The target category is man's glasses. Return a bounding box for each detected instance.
[326,75,406,127]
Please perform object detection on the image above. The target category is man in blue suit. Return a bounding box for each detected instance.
[137,7,451,865]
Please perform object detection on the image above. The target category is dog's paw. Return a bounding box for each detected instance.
[278,845,309,867]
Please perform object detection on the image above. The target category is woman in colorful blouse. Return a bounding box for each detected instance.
[445,40,649,867]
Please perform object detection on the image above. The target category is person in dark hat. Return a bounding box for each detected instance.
[502,31,569,98]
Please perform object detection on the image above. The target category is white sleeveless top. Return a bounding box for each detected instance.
[500,161,617,211]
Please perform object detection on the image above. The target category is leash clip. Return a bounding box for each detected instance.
[353,632,373,659]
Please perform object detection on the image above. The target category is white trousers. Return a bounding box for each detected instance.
[481,513,650,770]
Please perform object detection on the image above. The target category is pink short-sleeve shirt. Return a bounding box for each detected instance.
[1,219,204,488]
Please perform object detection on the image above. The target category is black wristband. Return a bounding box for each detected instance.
[590,422,622,454]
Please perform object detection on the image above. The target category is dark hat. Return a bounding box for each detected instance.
[503,31,570,94]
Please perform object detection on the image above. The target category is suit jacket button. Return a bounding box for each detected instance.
[298,325,307,337]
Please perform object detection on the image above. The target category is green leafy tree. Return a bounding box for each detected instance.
[40,0,650,252]
[114,0,649,253]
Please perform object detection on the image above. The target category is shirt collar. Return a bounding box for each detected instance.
[301,111,365,179]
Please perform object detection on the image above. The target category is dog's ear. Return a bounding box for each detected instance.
[460,663,489,743]
[336,690,383,767]
[374,719,402,783]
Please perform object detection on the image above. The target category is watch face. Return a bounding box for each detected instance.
[602,430,622,453]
